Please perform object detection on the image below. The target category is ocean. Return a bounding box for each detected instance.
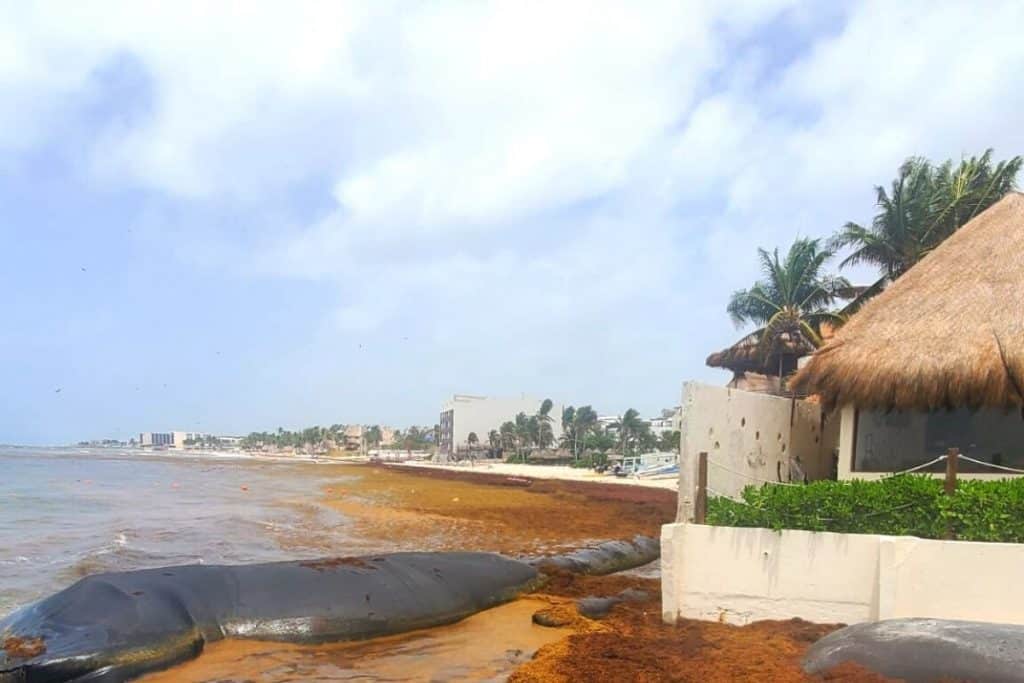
[0,447,577,681]
[0,447,358,618]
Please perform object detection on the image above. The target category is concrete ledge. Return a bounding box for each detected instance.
[662,522,1024,626]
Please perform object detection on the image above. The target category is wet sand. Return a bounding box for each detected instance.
[139,463,675,682]
[139,598,569,683]
[133,463,896,682]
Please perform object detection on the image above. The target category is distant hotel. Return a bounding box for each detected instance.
[438,394,562,456]
[138,432,243,449]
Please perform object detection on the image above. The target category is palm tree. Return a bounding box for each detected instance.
[561,405,598,460]
[514,412,534,461]
[364,425,383,451]
[487,429,500,455]
[658,430,680,452]
[561,405,576,450]
[535,398,554,449]
[573,405,598,457]
[612,408,648,456]
[727,237,849,377]
[467,431,479,453]
[499,421,516,455]
[832,150,1021,312]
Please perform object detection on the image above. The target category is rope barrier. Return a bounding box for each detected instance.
[884,454,948,476]
[706,458,799,486]
[957,454,1024,474]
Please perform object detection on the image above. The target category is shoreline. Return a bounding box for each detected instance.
[391,459,679,490]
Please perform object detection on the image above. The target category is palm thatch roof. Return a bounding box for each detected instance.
[707,331,815,376]
[791,192,1024,411]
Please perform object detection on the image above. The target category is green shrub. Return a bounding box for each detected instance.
[569,452,610,469]
[706,475,1024,543]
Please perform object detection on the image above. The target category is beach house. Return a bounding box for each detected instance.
[791,192,1024,479]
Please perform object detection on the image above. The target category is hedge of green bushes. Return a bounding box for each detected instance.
[706,475,1024,542]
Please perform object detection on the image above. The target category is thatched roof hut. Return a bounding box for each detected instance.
[707,331,815,377]
[791,192,1024,412]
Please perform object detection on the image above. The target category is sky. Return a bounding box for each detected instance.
[3,1,1024,445]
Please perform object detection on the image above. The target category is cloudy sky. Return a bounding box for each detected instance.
[3,1,1023,444]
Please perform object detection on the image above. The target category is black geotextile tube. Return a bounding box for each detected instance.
[803,618,1024,682]
[0,537,659,683]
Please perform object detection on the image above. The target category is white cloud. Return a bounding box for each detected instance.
[4,0,1024,419]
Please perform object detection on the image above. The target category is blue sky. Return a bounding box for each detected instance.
[3,1,1024,445]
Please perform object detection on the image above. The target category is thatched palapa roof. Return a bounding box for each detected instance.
[791,192,1024,411]
[706,331,813,375]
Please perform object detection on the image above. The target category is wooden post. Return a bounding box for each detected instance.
[945,448,959,540]
[945,448,959,495]
[694,451,708,524]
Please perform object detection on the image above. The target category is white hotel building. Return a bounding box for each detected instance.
[438,394,563,456]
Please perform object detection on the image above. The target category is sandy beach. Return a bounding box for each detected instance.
[393,459,679,490]
[128,462,895,682]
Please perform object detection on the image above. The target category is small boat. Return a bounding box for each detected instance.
[634,462,679,479]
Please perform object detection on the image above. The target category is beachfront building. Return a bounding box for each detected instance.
[649,407,681,437]
[139,431,214,449]
[792,193,1024,479]
[139,432,173,447]
[438,394,562,456]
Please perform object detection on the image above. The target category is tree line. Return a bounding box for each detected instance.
[239,424,435,452]
[728,149,1022,375]
[465,399,680,463]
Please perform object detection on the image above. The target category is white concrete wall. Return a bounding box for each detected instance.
[661,523,881,626]
[877,535,1024,624]
[662,522,1024,626]
[677,382,838,521]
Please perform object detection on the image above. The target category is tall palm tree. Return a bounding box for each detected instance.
[832,150,1021,312]
[487,429,500,454]
[561,406,576,449]
[613,408,647,456]
[514,412,532,461]
[561,405,598,460]
[535,398,554,449]
[727,237,849,376]
[467,431,479,451]
[499,421,516,454]
[364,425,382,451]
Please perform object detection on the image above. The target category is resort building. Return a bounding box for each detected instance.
[139,431,213,449]
[342,425,363,451]
[649,407,681,436]
[792,192,1024,479]
[139,432,173,447]
[438,394,562,455]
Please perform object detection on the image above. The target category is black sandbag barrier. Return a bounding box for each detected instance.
[1,536,660,682]
[803,618,1024,682]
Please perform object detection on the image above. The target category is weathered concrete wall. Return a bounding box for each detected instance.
[661,523,880,626]
[677,382,838,521]
[662,522,1024,626]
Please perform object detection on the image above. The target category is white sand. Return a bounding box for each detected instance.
[393,460,678,491]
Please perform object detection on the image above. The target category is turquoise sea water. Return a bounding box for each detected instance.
[0,447,360,617]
